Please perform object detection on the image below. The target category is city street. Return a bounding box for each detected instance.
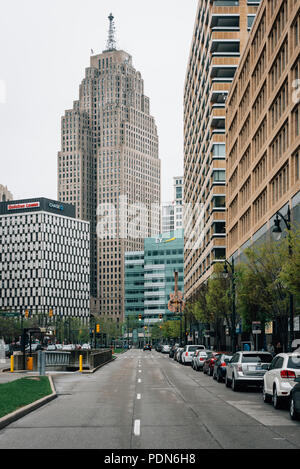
[0,349,299,449]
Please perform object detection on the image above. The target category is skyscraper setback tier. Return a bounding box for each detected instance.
[58,31,161,322]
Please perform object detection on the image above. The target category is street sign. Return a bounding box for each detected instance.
[0,312,21,318]
[252,322,262,334]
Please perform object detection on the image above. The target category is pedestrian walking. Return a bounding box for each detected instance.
[275,342,283,354]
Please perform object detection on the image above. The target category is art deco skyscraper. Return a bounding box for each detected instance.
[58,14,161,322]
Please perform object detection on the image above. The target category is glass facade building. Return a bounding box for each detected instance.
[125,229,184,325]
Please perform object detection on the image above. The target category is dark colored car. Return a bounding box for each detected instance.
[213,354,233,382]
[155,344,163,352]
[143,344,152,351]
[203,352,222,376]
[290,377,300,420]
[169,344,179,359]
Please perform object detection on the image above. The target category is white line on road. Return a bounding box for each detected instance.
[134,419,141,436]
[138,379,141,383]
[137,394,141,400]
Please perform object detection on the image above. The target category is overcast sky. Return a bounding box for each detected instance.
[0,0,197,203]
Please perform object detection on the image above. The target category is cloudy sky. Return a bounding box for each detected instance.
[0,0,197,203]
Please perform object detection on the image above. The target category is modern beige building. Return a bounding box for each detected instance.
[184,0,260,302]
[58,15,161,322]
[0,185,13,202]
[226,0,300,259]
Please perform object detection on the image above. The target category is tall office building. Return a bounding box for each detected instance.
[226,0,300,259]
[125,229,184,325]
[0,198,90,321]
[58,14,161,322]
[161,176,184,233]
[184,0,260,302]
[0,185,13,202]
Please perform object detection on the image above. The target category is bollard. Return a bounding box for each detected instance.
[79,355,83,372]
[27,357,33,371]
[10,355,14,373]
[38,350,46,376]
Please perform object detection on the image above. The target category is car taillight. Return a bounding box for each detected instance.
[200,358,205,361]
[280,370,296,379]
[221,362,227,367]
[186,352,188,356]
[237,364,242,372]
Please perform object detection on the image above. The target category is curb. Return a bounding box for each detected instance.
[81,357,115,374]
[0,375,57,430]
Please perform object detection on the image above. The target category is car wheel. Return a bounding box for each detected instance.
[217,371,223,383]
[225,374,231,387]
[290,397,299,421]
[232,375,240,392]
[273,387,282,409]
[209,367,213,377]
[263,385,272,404]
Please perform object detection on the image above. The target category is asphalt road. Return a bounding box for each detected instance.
[0,349,299,449]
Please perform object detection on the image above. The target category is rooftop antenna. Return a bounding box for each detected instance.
[106,13,117,51]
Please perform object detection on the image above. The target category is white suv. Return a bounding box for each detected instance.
[263,353,300,409]
[181,345,205,366]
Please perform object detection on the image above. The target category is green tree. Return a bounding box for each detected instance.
[280,226,300,299]
[236,239,290,350]
[205,263,231,349]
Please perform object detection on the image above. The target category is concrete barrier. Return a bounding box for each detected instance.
[10,349,113,372]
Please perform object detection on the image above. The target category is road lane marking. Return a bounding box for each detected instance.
[137,394,141,400]
[138,379,142,383]
[134,419,141,436]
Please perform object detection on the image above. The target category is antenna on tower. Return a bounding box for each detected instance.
[106,13,117,51]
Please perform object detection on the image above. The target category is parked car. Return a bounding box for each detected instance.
[161,344,170,354]
[181,345,206,366]
[203,352,221,376]
[169,344,179,359]
[82,343,91,350]
[25,343,43,352]
[192,350,209,371]
[262,353,300,409]
[62,344,75,351]
[290,376,300,421]
[192,350,205,370]
[143,344,152,351]
[46,344,57,351]
[213,354,233,382]
[226,351,273,392]
[175,347,184,362]
[155,344,163,353]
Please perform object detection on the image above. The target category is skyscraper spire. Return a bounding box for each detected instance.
[106,13,116,51]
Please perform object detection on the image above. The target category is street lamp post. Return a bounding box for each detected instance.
[224,259,237,354]
[272,207,294,352]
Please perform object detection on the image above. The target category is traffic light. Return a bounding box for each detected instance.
[49,309,53,318]
[96,324,100,334]
[138,314,142,321]
[144,326,148,331]
[25,310,29,319]
[159,314,163,320]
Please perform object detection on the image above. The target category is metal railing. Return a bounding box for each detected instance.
[45,351,71,367]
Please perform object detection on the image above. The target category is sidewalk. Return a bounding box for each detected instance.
[0,359,29,384]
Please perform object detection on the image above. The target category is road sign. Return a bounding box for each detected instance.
[252,322,262,334]
[0,312,21,318]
